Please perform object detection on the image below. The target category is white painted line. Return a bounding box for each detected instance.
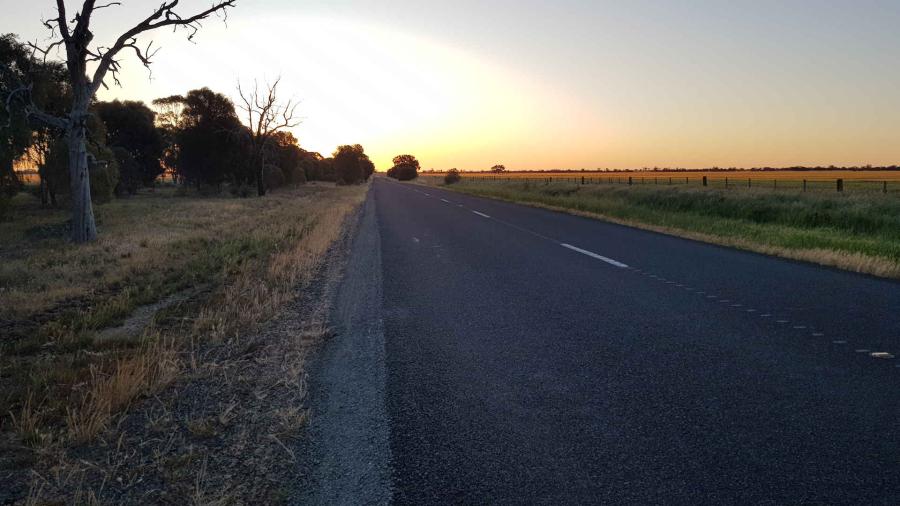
[760,314,772,317]
[457,204,464,207]
[560,243,629,268]
[424,193,431,196]
[812,332,824,337]
[833,340,847,344]
[793,326,807,330]
[441,198,451,203]
[471,210,491,219]
[855,349,871,353]
[746,309,757,313]
[871,352,894,359]
[776,320,789,324]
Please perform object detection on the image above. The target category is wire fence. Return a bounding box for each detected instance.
[420,174,900,195]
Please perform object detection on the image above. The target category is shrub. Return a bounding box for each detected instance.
[444,168,461,185]
[263,164,286,190]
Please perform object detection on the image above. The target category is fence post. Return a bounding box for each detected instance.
[725,177,729,189]
[803,179,807,192]
[837,179,843,192]
[748,178,751,188]
[628,176,633,186]
[774,179,777,190]
[581,176,585,185]
[702,176,708,187]
[884,181,888,194]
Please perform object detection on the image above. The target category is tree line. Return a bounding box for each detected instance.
[1,1,382,242]
[1,29,374,228]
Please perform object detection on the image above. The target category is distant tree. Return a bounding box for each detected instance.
[3,1,236,242]
[444,168,461,184]
[388,154,420,181]
[95,100,164,193]
[267,131,306,186]
[151,95,186,181]
[175,88,245,188]
[333,144,372,185]
[490,164,506,173]
[0,34,34,205]
[236,77,299,196]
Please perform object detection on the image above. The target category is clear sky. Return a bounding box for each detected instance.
[3,0,900,170]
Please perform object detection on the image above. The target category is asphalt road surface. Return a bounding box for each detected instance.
[308,177,900,505]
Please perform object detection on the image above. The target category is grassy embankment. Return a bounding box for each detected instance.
[0,183,365,453]
[426,179,900,279]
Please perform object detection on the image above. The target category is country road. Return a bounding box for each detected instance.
[303,177,900,505]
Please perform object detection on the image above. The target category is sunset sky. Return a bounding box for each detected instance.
[5,0,900,170]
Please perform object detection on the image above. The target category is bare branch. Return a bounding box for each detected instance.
[90,0,236,95]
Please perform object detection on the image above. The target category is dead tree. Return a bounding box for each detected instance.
[236,77,299,196]
[15,0,236,242]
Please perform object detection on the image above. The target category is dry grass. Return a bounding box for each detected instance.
[0,183,366,471]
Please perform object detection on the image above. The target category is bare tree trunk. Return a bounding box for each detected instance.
[66,106,97,243]
[256,150,266,196]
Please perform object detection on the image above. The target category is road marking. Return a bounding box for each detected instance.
[412,237,420,243]
[746,309,757,313]
[457,204,464,207]
[855,349,871,353]
[776,320,789,324]
[441,198,451,203]
[812,332,824,337]
[560,243,629,268]
[793,326,807,330]
[833,340,847,344]
[760,314,772,317]
[731,304,743,307]
[471,210,491,218]
[871,352,894,359]
[424,193,431,196]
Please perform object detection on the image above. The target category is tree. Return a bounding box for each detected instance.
[490,164,506,173]
[236,77,299,196]
[444,168,461,184]
[388,154,420,181]
[4,0,236,242]
[95,100,164,193]
[268,131,307,185]
[1,34,69,208]
[151,94,185,182]
[174,88,245,188]
[333,144,372,185]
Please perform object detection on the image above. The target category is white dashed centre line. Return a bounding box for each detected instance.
[560,243,629,269]
[471,211,491,219]
[441,198,451,203]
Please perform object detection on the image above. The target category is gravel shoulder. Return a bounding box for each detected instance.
[293,192,392,505]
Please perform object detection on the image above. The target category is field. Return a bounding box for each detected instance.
[422,177,900,279]
[422,170,900,193]
[0,183,366,500]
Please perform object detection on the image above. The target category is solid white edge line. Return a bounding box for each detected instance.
[472,211,491,218]
[560,243,629,268]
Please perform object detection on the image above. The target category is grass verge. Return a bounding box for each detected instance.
[427,179,900,278]
[0,183,366,481]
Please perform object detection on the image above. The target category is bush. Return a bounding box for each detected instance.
[263,164,286,190]
[444,168,461,185]
[283,163,307,185]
